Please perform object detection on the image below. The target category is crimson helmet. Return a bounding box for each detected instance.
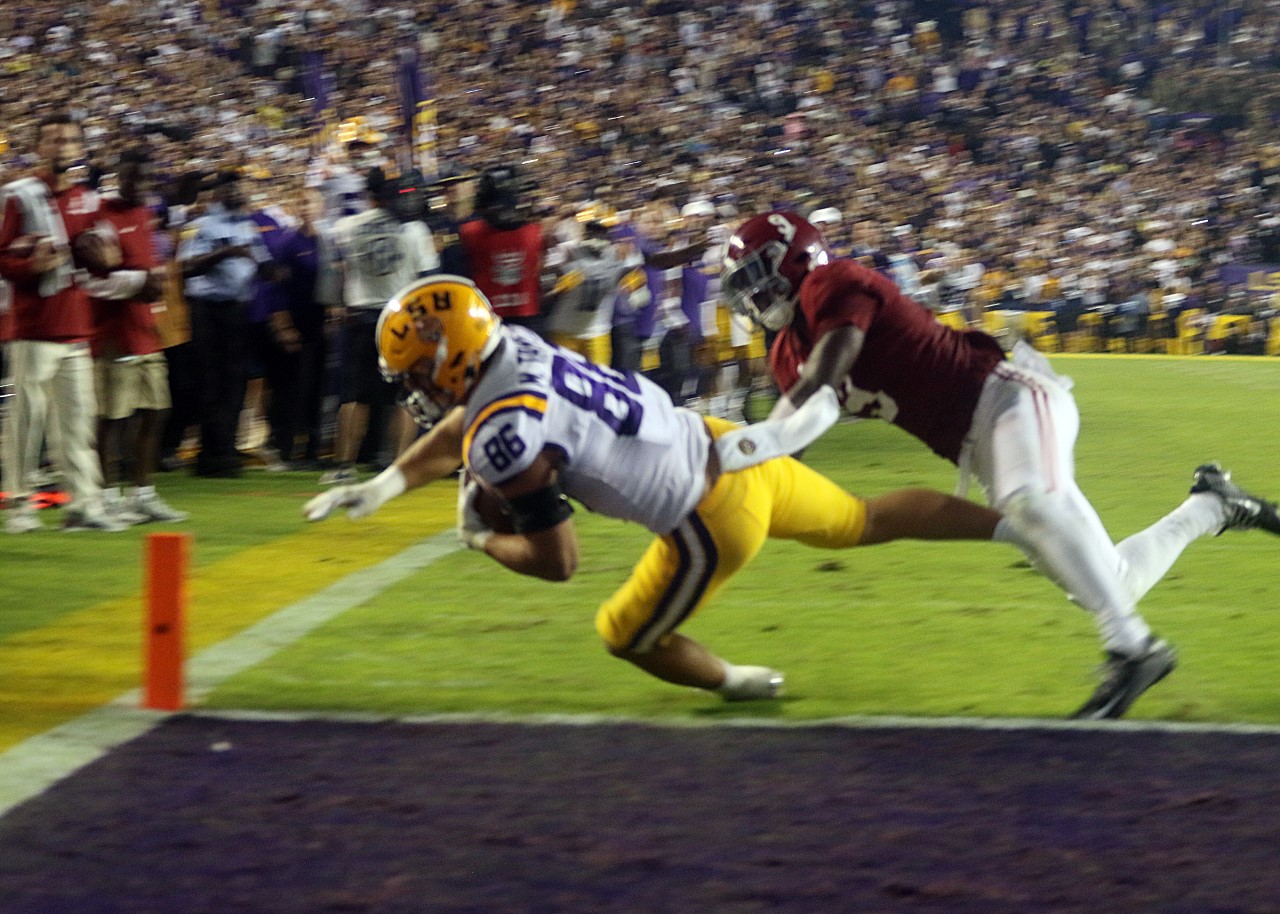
[720,211,830,331]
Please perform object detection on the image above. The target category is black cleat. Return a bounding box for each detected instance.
[1190,463,1280,536]
[1072,637,1177,720]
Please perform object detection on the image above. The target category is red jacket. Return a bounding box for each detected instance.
[0,176,100,343]
[459,219,543,318]
[90,197,161,358]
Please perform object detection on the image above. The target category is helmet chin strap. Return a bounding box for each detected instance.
[760,299,795,332]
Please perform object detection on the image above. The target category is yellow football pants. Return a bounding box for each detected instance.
[595,417,868,653]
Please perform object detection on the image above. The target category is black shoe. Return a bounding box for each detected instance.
[194,455,244,479]
[1072,637,1177,720]
[1190,463,1280,536]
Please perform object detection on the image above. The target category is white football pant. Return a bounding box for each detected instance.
[963,348,1226,656]
[1,340,104,509]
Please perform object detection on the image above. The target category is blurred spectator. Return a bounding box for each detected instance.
[0,113,124,533]
[424,163,475,278]
[178,169,275,478]
[89,145,187,524]
[543,218,636,367]
[241,172,292,460]
[460,164,545,336]
[678,200,722,403]
[321,165,437,485]
[264,188,333,469]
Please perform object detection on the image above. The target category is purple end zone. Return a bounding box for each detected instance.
[2,715,1279,913]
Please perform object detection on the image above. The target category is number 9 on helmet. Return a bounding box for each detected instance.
[720,211,830,332]
[377,275,502,428]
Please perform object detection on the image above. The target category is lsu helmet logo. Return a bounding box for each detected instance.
[413,312,444,345]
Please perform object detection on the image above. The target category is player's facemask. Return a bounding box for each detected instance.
[720,240,797,331]
[376,275,502,429]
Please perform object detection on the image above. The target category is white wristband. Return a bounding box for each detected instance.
[767,394,798,421]
[715,385,840,472]
[345,465,407,518]
[370,465,407,503]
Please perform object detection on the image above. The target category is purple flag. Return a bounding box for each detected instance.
[397,47,437,177]
[302,49,337,140]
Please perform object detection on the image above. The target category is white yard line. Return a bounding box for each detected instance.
[185,706,1280,737]
[0,532,461,819]
[7,524,1280,820]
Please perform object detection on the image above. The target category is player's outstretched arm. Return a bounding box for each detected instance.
[303,407,466,521]
[713,323,868,472]
[715,385,841,472]
[775,323,864,417]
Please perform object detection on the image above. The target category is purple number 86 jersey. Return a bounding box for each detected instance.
[461,326,711,535]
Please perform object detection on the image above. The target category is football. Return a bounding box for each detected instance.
[471,479,516,533]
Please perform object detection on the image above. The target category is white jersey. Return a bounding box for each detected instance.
[462,326,710,534]
[330,208,438,309]
[545,243,624,340]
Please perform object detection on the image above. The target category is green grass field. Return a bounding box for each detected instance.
[3,355,1279,747]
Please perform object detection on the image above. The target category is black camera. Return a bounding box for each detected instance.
[367,166,428,224]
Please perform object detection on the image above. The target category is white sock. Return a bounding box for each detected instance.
[716,659,744,693]
[1115,493,1226,604]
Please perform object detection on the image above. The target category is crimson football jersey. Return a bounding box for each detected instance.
[770,259,1005,463]
[0,177,101,343]
[89,196,160,359]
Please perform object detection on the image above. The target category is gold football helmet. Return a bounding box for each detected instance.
[377,275,502,427]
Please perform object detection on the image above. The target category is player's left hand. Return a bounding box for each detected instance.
[304,466,408,522]
[304,484,368,521]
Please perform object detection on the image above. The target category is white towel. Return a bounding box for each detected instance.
[0,176,72,297]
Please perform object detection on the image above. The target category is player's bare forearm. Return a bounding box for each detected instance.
[481,523,578,582]
[393,406,465,490]
[786,324,864,409]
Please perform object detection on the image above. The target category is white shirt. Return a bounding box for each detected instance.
[329,208,438,309]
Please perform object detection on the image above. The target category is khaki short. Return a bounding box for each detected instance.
[94,352,171,420]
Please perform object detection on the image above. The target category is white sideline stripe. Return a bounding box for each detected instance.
[182,707,1280,738]
[8,522,1280,819]
[0,532,461,820]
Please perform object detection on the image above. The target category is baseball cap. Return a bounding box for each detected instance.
[681,200,716,218]
[809,207,842,226]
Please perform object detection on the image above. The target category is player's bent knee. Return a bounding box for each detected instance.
[595,607,635,655]
[1001,489,1070,536]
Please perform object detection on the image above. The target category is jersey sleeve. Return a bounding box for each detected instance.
[462,391,550,487]
[802,260,881,342]
[0,195,38,283]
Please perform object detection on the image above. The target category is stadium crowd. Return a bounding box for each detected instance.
[3,0,1280,530]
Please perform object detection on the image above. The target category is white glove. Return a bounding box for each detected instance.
[303,466,407,521]
[715,386,841,472]
[456,476,494,550]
